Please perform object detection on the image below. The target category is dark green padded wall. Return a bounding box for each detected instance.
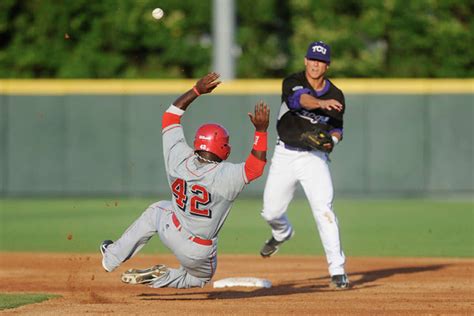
[331,95,368,194]
[6,96,66,194]
[368,95,426,194]
[0,93,472,197]
[0,95,6,194]
[427,95,473,192]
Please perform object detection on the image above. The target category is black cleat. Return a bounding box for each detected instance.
[260,231,294,257]
[330,274,350,290]
[100,240,114,272]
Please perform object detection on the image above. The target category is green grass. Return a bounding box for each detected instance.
[0,198,472,257]
[0,293,60,310]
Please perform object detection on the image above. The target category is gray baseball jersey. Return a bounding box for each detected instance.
[163,123,247,240]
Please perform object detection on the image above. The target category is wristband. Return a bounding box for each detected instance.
[192,86,201,96]
[331,135,339,145]
[253,131,267,151]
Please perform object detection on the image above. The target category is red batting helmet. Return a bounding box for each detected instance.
[194,123,231,161]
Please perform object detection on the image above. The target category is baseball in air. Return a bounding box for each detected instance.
[152,8,164,20]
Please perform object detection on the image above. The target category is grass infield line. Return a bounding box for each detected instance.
[0,79,473,95]
[0,293,61,310]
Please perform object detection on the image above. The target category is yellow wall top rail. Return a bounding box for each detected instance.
[0,79,472,95]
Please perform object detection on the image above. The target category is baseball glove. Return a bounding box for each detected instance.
[300,126,334,153]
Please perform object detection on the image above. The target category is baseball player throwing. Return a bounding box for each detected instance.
[100,72,270,288]
[259,41,349,289]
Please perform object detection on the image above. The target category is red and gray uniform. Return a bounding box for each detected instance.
[162,107,248,240]
[103,105,265,288]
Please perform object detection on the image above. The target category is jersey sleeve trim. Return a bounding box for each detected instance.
[167,104,185,115]
[330,128,343,135]
[162,105,185,131]
[288,88,311,110]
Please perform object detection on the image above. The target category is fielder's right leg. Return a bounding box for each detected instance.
[260,144,299,256]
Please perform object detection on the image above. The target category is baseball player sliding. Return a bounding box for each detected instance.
[259,41,349,289]
[100,72,270,288]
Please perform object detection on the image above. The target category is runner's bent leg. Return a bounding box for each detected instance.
[103,202,163,272]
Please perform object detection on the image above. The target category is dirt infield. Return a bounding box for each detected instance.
[0,253,472,315]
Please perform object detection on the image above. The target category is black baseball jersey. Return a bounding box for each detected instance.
[276,71,345,149]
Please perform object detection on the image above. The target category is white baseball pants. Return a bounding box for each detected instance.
[261,142,346,276]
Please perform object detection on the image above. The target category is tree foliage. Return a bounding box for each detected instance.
[0,0,471,78]
[286,0,473,77]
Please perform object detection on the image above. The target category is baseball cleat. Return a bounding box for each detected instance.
[100,240,114,272]
[260,230,294,258]
[121,264,168,285]
[329,274,350,290]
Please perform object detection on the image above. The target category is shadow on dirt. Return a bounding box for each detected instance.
[138,281,326,301]
[339,264,447,287]
[137,264,448,300]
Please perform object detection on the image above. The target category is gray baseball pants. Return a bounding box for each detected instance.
[102,201,218,288]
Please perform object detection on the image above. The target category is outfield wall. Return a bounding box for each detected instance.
[0,79,472,197]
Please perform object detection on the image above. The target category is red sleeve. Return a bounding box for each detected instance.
[244,153,266,183]
[162,112,181,130]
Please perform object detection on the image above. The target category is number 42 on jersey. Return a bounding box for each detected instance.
[171,178,212,218]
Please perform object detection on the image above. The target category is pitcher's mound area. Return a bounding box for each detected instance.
[0,253,472,314]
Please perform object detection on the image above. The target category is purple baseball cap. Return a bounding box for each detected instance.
[305,41,331,64]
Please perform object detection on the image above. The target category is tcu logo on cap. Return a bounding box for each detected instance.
[312,45,327,55]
